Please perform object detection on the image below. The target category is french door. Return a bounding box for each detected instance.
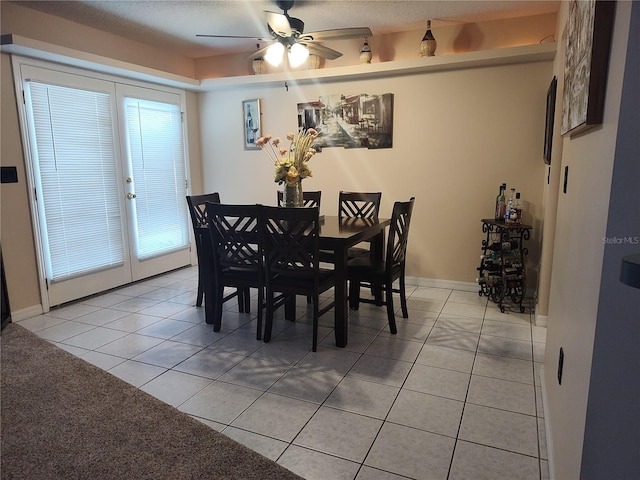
[16,60,191,308]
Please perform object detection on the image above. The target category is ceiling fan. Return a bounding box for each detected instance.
[196,0,372,67]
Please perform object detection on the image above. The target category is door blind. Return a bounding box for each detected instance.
[27,81,124,282]
[123,97,189,259]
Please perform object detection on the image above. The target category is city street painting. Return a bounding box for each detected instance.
[297,93,393,149]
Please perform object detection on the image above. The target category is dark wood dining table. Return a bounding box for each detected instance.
[316,215,391,347]
[198,214,391,348]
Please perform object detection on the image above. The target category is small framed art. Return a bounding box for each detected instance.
[242,99,261,149]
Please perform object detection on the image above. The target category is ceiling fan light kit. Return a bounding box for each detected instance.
[420,20,437,57]
[265,42,285,66]
[288,42,310,67]
[198,0,372,70]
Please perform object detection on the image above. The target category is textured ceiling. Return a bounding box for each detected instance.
[13,0,560,59]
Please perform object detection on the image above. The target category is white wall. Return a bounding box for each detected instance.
[543,2,636,478]
[198,59,551,287]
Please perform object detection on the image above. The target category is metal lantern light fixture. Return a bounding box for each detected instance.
[420,20,437,57]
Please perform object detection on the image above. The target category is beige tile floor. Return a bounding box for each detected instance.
[17,266,549,480]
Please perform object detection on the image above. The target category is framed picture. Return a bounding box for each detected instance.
[561,0,616,137]
[242,99,261,149]
[544,76,557,165]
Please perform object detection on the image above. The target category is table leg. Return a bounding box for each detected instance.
[370,230,385,305]
[334,248,349,347]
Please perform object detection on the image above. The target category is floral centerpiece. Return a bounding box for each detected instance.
[256,128,319,207]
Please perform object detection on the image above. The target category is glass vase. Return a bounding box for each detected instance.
[283,180,303,207]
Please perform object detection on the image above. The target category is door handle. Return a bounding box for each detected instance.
[126,193,137,199]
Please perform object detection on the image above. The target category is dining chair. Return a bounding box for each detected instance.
[339,191,383,259]
[261,206,335,351]
[277,190,322,209]
[318,191,383,266]
[278,189,322,304]
[186,192,221,307]
[347,197,415,334]
[205,202,265,339]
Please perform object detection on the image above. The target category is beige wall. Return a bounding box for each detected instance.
[198,58,551,286]
[1,53,42,313]
[542,1,633,478]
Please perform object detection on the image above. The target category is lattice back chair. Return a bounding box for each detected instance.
[277,190,322,209]
[347,197,415,334]
[319,191,383,265]
[340,191,383,259]
[186,193,221,308]
[205,202,265,339]
[261,206,335,351]
[278,190,322,304]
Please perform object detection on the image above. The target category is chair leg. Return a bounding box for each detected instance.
[312,297,319,352]
[285,295,296,321]
[195,241,205,307]
[385,283,398,334]
[399,274,409,318]
[349,280,360,310]
[244,288,251,313]
[196,277,204,307]
[256,288,263,341]
[213,284,225,332]
[237,289,245,313]
[263,288,274,343]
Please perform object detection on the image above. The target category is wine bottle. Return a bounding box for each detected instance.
[485,240,519,251]
[494,183,506,221]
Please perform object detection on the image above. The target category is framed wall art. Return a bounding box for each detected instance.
[544,76,557,165]
[297,92,394,150]
[242,99,261,149]
[561,0,616,137]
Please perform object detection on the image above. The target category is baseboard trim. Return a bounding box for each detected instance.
[10,304,44,322]
[405,276,478,292]
[535,313,548,327]
[540,365,555,480]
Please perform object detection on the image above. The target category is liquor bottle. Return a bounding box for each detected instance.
[509,192,522,224]
[494,183,506,221]
[505,188,516,223]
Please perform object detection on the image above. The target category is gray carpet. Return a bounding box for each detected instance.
[1,323,303,480]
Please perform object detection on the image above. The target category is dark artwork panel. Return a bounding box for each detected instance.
[297,93,394,150]
[561,0,615,136]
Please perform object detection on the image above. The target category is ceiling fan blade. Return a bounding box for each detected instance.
[266,11,292,37]
[197,34,272,41]
[305,43,343,60]
[302,27,373,42]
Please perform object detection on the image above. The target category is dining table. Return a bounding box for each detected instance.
[315,215,391,347]
[198,213,391,348]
